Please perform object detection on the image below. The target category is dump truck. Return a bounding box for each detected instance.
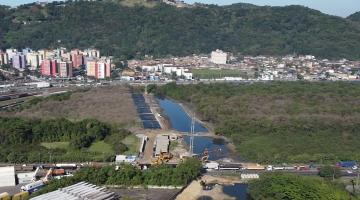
[52,169,65,176]
[0,192,10,200]
[0,192,29,200]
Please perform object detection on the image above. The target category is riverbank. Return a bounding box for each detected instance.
[155,95,242,161]
[174,98,239,159]
[176,175,245,200]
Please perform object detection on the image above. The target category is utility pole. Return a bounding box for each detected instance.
[189,111,195,156]
[48,152,52,164]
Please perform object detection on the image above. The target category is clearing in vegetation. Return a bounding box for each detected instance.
[1,86,138,125]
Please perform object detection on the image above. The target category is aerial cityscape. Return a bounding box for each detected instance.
[0,0,360,200]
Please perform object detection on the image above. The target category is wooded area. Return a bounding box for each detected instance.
[0,1,360,59]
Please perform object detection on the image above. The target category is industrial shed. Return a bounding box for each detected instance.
[154,135,170,156]
[0,166,16,187]
[30,182,118,200]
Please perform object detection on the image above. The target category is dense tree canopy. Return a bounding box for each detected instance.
[249,173,353,200]
[0,1,360,59]
[31,158,202,197]
[153,82,360,163]
[0,117,130,162]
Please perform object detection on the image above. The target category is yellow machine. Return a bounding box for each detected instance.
[0,192,10,200]
[12,192,29,200]
[152,152,173,165]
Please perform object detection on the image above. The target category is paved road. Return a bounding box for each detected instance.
[206,169,359,177]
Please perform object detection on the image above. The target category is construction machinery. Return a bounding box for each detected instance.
[0,192,29,200]
[151,152,173,165]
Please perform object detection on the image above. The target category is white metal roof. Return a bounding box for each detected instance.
[30,182,118,200]
[0,166,16,187]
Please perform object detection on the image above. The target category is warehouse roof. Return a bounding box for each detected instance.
[155,135,170,155]
[0,166,16,187]
[30,182,118,200]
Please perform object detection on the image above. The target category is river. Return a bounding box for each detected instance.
[156,97,229,161]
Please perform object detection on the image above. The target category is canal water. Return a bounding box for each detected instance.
[156,97,229,160]
[222,184,248,200]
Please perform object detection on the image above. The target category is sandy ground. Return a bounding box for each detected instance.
[2,86,138,125]
[176,175,241,200]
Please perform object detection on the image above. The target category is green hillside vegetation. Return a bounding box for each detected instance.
[31,158,202,198]
[348,12,360,22]
[152,82,360,163]
[0,117,132,162]
[0,1,360,59]
[249,173,354,199]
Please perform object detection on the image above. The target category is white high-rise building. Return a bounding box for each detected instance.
[211,49,228,64]
[26,52,40,70]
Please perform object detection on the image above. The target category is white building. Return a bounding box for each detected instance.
[115,155,137,164]
[6,48,17,62]
[0,166,16,187]
[26,52,40,70]
[211,49,228,64]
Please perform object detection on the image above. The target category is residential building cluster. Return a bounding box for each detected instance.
[125,49,360,81]
[0,48,113,79]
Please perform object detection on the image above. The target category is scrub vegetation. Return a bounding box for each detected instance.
[152,82,360,163]
[249,173,355,199]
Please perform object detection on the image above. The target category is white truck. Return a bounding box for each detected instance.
[204,162,219,171]
[21,180,44,193]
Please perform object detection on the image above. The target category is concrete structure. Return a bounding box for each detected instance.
[0,51,9,65]
[26,52,40,70]
[71,54,84,68]
[22,48,33,55]
[12,53,26,71]
[96,62,106,79]
[211,49,228,64]
[0,166,16,187]
[87,59,111,79]
[84,49,100,58]
[31,181,118,200]
[86,60,97,77]
[59,61,72,78]
[115,155,137,164]
[41,59,57,77]
[154,135,170,156]
[6,48,17,62]
[17,172,35,184]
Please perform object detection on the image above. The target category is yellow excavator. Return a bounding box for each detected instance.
[152,152,173,165]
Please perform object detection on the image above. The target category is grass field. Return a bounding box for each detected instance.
[88,141,115,154]
[192,69,248,79]
[122,134,140,155]
[41,142,69,150]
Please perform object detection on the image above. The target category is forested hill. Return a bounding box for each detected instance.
[348,12,360,22]
[1,1,360,59]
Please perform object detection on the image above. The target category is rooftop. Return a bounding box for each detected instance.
[30,181,118,200]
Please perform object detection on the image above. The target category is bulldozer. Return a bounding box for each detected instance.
[151,152,173,165]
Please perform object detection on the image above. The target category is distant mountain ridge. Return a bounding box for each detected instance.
[0,1,360,59]
[348,11,360,22]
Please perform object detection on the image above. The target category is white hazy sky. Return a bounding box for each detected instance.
[0,0,359,17]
